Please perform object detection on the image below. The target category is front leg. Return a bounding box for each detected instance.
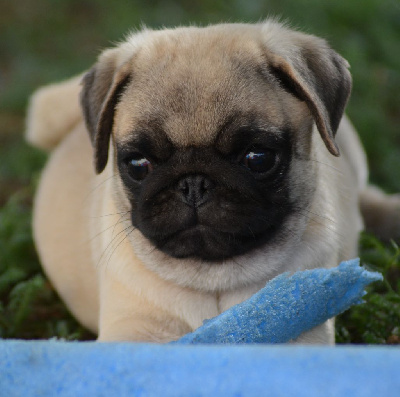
[290,319,335,345]
[98,271,191,342]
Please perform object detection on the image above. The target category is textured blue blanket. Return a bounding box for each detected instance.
[1,342,399,396]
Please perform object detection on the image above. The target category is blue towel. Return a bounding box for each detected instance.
[1,342,399,396]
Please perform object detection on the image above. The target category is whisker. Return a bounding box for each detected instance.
[247,225,256,241]
[105,226,136,270]
[229,255,247,274]
[294,208,344,239]
[111,213,131,238]
[89,210,131,219]
[292,204,337,225]
[83,174,119,204]
[273,222,296,238]
[83,215,130,246]
[97,224,135,268]
[308,158,344,175]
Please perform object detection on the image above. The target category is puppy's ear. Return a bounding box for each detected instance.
[264,27,352,156]
[80,52,131,173]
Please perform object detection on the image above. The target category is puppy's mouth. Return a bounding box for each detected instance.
[148,223,275,262]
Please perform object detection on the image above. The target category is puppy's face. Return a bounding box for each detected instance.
[81,23,351,290]
[114,37,306,262]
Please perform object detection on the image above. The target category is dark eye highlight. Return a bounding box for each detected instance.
[126,154,153,181]
[242,149,278,173]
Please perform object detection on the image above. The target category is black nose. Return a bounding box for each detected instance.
[177,174,215,208]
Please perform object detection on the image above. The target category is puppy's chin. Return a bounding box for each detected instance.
[125,213,304,292]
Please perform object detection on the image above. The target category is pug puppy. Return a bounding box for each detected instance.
[26,21,400,344]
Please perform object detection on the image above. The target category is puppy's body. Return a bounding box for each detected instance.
[27,22,399,343]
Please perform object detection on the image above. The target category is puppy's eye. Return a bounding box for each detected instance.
[126,154,153,181]
[242,149,278,173]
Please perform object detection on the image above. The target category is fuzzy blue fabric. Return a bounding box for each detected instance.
[1,258,392,397]
[1,342,399,396]
[175,258,382,344]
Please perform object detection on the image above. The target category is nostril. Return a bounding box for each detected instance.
[177,175,214,207]
[178,179,190,195]
[201,177,215,193]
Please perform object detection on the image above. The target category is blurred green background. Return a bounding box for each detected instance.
[0,0,399,341]
[1,0,400,199]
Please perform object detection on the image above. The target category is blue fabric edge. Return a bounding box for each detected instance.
[1,340,399,397]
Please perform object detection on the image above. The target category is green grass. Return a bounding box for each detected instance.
[0,0,399,343]
[336,234,400,344]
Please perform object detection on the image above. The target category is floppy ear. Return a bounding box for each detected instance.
[80,53,132,173]
[264,28,352,156]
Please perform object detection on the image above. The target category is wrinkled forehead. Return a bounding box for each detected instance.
[114,29,302,147]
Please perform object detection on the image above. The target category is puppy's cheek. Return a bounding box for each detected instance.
[195,202,257,233]
[133,191,191,236]
[202,188,291,233]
